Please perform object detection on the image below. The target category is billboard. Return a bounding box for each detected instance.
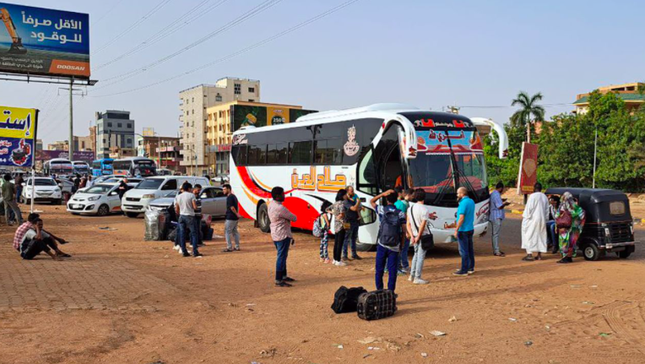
[0,3,90,78]
[0,105,37,167]
[36,150,94,162]
[231,104,317,131]
[517,142,539,195]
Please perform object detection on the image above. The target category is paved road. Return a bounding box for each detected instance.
[465,214,644,262]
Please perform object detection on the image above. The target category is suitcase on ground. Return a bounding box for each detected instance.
[331,286,367,314]
[356,290,397,320]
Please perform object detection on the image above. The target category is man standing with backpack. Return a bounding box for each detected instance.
[370,189,406,292]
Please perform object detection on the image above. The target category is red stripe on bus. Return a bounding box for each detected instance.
[236,167,272,199]
[282,196,319,230]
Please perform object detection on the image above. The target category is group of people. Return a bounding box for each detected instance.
[170,182,240,258]
[491,182,586,264]
[269,183,479,290]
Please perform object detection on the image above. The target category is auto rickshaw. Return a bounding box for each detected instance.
[545,188,637,261]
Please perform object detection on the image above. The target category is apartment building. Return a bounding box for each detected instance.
[179,77,260,176]
[573,82,645,115]
[95,110,135,159]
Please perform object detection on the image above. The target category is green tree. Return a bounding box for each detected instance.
[511,91,545,143]
[536,113,594,188]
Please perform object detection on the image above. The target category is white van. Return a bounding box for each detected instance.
[121,176,210,218]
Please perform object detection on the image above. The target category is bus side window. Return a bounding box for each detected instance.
[233,145,248,166]
[289,141,313,165]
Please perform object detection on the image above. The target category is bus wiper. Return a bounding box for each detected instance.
[443,131,480,203]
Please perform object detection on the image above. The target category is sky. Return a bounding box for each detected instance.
[1,0,644,145]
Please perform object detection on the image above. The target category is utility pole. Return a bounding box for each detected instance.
[58,80,85,161]
[592,127,598,189]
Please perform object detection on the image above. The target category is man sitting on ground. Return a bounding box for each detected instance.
[14,214,71,260]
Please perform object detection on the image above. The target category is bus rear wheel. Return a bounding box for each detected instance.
[257,203,270,233]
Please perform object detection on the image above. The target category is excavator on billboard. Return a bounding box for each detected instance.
[0,7,27,54]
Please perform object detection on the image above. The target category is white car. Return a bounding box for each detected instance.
[67,183,123,216]
[122,176,211,218]
[22,177,63,205]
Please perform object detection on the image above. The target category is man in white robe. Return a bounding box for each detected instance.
[521,183,549,261]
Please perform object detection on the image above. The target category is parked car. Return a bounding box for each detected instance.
[546,188,637,261]
[121,176,211,218]
[148,186,227,217]
[21,177,63,204]
[67,183,123,216]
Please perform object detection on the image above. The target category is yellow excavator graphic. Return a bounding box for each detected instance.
[0,8,27,54]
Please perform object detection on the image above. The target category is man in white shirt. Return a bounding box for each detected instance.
[521,183,549,261]
[175,181,202,258]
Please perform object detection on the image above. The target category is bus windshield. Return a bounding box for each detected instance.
[408,129,488,205]
[408,153,487,193]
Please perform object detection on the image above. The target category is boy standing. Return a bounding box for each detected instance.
[370,189,406,292]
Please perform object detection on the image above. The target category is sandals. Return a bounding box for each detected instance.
[521,255,535,261]
[222,248,233,253]
[494,252,506,257]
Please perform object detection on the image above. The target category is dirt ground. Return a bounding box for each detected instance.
[1,205,645,364]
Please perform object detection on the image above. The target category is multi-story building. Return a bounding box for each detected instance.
[205,101,315,175]
[179,77,261,176]
[135,135,183,172]
[47,136,94,153]
[47,140,68,151]
[74,135,94,152]
[95,110,135,159]
[35,139,43,151]
[89,126,97,153]
[573,82,645,115]
[108,146,136,159]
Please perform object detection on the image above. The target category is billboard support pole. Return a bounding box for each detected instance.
[30,168,35,213]
[69,78,74,163]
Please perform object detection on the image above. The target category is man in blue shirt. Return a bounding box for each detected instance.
[489,182,510,257]
[454,187,475,276]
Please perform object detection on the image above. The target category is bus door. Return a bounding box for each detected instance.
[374,123,408,191]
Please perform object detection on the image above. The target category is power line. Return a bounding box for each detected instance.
[94,0,228,71]
[91,0,361,98]
[93,0,173,54]
[91,0,126,26]
[458,103,573,109]
[92,0,283,89]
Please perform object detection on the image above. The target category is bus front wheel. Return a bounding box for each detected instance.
[257,203,270,233]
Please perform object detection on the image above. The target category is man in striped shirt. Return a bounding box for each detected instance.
[489,182,510,257]
[268,187,297,287]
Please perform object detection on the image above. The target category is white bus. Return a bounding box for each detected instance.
[43,158,74,176]
[113,157,157,177]
[229,104,508,249]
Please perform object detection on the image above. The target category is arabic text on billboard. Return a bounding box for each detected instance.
[0,3,90,78]
[0,106,37,167]
[36,150,94,162]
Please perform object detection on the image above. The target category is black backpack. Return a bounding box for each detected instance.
[331,286,367,314]
[379,206,401,247]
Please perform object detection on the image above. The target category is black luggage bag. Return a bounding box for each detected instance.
[357,289,397,320]
[331,286,367,314]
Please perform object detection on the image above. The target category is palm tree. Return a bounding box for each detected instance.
[511,91,546,143]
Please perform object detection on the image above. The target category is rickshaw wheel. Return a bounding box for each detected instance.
[583,244,600,261]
